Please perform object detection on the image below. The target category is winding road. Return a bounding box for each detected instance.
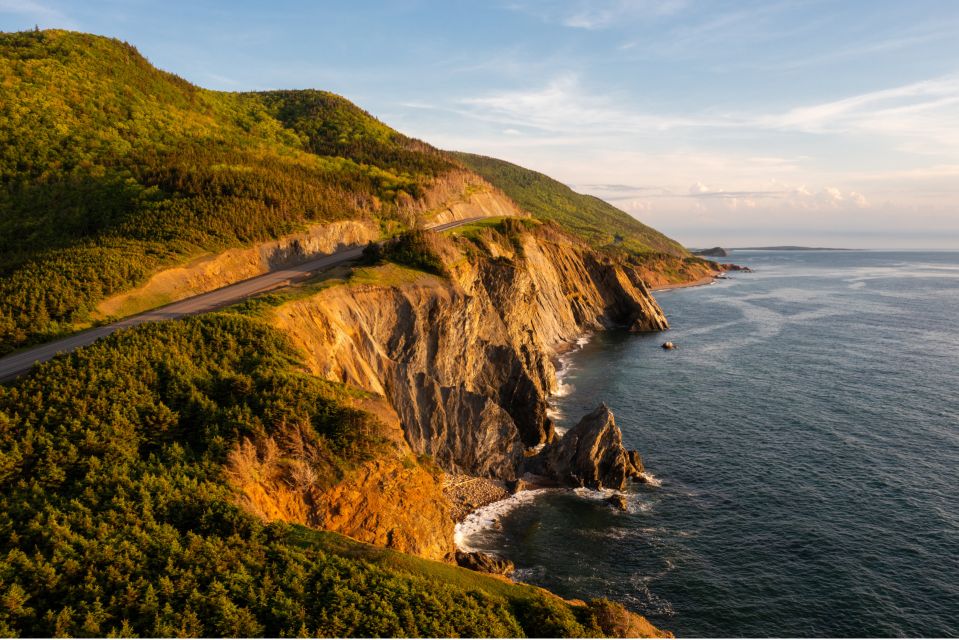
[0,217,486,382]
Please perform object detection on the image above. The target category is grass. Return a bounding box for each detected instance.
[451,151,688,257]
[228,262,436,320]
[287,526,545,602]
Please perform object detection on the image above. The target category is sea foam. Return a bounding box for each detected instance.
[454,489,557,552]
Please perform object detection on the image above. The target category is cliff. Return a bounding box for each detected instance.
[270,221,667,486]
[225,394,455,561]
[1,29,685,637]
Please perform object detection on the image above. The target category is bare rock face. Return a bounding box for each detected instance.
[536,404,644,491]
[455,550,515,575]
[224,398,456,562]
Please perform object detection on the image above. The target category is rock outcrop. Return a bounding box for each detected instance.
[692,246,730,257]
[533,404,644,491]
[95,219,380,320]
[225,396,455,561]
[455,550,515,576]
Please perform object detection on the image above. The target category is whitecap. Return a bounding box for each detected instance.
[572,486,618,501]
[639,471,663,487]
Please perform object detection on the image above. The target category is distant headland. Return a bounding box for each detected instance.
[691,246,855,255]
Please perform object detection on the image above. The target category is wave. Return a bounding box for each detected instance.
[553,334,591,389]
[456,477,664,551]
[454,488,558,551]
[548,333,592,425]
[573,486,658,515]
[639,471,663,487]
[545,404,566,424]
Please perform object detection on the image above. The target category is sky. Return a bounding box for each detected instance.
[3,1,958,248]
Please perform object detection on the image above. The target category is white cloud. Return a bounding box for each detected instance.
[457,74,727,133]
[758,74,959,153]
[850,192,869,207]
[0,0,76,28]
[452,71,959,160]
[504,0,687,30]
[689,181,711,195]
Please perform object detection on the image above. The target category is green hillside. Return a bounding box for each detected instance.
[451,152,688,257]
[0,311,622,637]
[0,29,455,356]
[0,29,704,358]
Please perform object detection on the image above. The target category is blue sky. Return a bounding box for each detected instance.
[3,0,958,247]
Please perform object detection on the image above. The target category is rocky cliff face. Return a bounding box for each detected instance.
[225,395,455,561]
[271,222,667,484]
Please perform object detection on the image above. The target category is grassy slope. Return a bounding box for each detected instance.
[0,312,624,637]
[451,151,688,257]
[0,29,454,356]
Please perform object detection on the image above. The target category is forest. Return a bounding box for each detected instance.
[0,30,454,356]
[0,310,623,637]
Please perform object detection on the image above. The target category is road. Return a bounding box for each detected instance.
[0,216,486,382]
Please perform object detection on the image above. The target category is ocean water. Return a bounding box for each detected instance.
[458,251,959,637]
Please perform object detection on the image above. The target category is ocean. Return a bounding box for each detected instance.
[456,250,959,637]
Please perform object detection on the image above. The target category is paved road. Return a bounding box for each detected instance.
[0,216,486,382]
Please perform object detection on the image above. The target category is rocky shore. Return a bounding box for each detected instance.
[443,474,510,522]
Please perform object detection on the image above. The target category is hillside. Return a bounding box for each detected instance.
[0,29,460,356]
[0,30,705,358]
[0,29,691,637]
[0,309,656,637]
[451,152,687,257]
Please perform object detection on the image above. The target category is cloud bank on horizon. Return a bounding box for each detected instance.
[2,0,958,248]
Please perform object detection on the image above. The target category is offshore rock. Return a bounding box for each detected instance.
[455,550,515,576]
[692,246,729,257]
[606,494,629,512]
[537,404,644,491]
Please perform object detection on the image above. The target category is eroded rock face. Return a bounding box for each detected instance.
[535,404,644,491]
[273,223,668,485]
[455,550,515,575]
[224,400,456,562]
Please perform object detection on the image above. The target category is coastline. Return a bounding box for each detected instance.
[651,274,719,292]
[449,333,591,539]
[443,474,510,523]
[451,268,725,534]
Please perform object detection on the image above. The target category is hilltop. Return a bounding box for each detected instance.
[452,152,686,257]
[0,29,460,356]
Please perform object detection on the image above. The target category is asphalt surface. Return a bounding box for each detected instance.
[0,216,486,382]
